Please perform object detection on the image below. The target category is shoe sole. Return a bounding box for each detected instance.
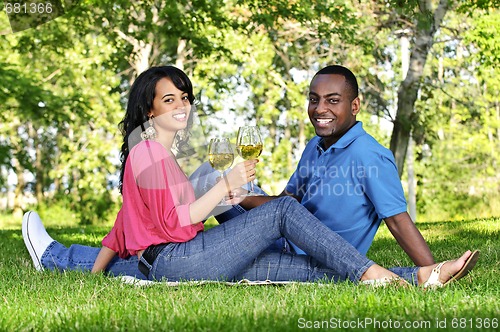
[444,250,480,286]
[22,211,43,271]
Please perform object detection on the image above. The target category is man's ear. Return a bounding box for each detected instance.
[351,97,361,116]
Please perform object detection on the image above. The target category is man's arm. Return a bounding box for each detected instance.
[384,212,435,266]
[239,189,300,210]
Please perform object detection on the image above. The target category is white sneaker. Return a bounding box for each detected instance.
[22,211,54,271]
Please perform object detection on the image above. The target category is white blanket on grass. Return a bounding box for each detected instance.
[118,275,315,287]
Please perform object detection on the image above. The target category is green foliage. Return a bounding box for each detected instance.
[458,0,500,12]
[462,9,500,67]
[1,13,122,223]
[0,0,498,223]
[411,9,500,221]
[29,200,80,228]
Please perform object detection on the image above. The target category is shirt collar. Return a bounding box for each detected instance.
[315,121,366,152]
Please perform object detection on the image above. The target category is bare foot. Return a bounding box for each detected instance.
[417,250,479,286]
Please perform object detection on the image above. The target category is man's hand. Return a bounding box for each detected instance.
[239,189,300,210]
[222,186,248,205]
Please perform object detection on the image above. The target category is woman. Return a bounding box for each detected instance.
[22,66,479,286]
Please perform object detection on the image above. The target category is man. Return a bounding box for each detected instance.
[237,65,434,266]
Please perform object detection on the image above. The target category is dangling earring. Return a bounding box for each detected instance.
[141,116,157,140]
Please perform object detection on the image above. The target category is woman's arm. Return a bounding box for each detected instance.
[189,159,258,224]
[91,246,117,273]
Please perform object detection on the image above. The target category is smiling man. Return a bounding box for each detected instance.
[241,65,435,267]
[307,68,360,146]
[286,66,434,264]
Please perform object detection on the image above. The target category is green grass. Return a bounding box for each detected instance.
[0,216,498,331]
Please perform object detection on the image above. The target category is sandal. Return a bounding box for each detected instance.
[422,250,480,289]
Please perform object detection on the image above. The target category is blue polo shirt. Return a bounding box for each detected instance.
[285,122,407,255]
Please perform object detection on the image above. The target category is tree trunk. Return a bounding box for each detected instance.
[269,120,276,150]
[407,133,417,221]
[29,122,44,203]
[13,163,25,218]
[115,5,160,77]
[176,39,187,70]
[298,117,305,153]
[284,118,292,173]
[10,122,25,216]
[390,0,450,177]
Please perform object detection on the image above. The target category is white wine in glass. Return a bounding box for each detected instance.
[208,137,234,205]
[236,126,263,196]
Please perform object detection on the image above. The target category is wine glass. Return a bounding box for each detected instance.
[236,126,263,196]
[208,137,235,205]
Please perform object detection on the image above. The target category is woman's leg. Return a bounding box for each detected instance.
[23,211,145,279]
[41,241,145,279]
[149,196,374,282]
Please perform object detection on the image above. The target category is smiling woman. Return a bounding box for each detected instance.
[149,78,191,136]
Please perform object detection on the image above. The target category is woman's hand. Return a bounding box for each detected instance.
[225,159,258,191]
[91,246,117,273]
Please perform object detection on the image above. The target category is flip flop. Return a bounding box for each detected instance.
[423,250,480,289]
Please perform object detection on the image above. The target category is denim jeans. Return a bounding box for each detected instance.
[40,163,420,284]
[41,238,418,283]
[139,197,374,282]
[42,242,146,279]
[187,163,419,283]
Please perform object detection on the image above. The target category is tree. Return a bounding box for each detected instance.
[414,8,500,220]
[385,0,452,177]
[1,14,123,222]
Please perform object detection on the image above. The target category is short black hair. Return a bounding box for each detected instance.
[314,65,358,101]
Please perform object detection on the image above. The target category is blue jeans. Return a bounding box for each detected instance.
[140,197,375,282]
[41,238,418,283]
[42,197,376,282]
[40,163,420,283]
[42,242,145,279]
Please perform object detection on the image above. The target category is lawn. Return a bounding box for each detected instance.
[0,215,498,331]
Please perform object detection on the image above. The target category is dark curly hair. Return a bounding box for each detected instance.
[118,66,195,193]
